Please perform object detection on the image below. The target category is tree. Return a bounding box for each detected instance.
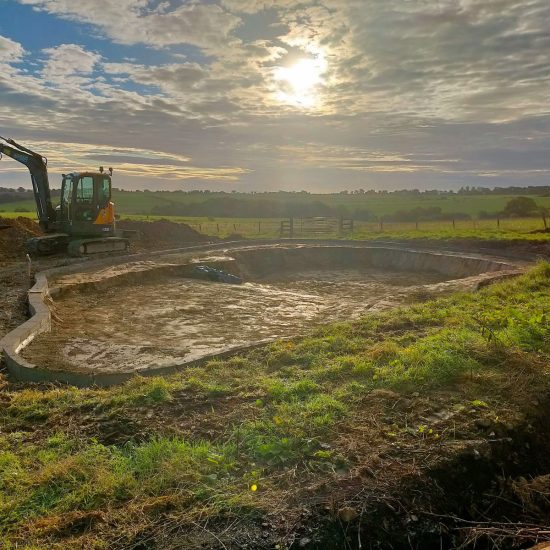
[502,196,539,217]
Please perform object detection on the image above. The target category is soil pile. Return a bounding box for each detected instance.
[0,217,41,260]
[118,219,215,250]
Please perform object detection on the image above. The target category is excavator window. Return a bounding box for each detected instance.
[76,176,94,202]
[74,176,95,221]
[99,176,111,207]
[60,177,73,220]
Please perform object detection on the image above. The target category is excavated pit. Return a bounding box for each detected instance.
[20,244,522,378]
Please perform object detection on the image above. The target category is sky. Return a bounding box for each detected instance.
[1,0,550,192]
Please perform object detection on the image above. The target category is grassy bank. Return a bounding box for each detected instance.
[1,264,550,548]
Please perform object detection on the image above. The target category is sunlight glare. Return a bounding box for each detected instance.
[274,53,327,108]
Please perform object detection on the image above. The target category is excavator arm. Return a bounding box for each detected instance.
[0,136,56,231]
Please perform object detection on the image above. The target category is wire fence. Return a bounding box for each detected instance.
[178,216,549,239]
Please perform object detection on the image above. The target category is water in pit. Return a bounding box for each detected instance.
[24,268,447,373]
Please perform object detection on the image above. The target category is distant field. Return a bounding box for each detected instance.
[2,211,549,242]
[2,191,550,242]
[2,190,550,218]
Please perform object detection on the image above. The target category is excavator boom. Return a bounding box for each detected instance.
[0,136,56,231]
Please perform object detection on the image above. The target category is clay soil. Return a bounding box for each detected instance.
[118,218,215,250]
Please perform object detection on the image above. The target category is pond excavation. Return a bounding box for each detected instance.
[17,243,522,381]
[2,243,549,550]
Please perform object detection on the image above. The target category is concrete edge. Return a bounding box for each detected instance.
[0,240,526,387]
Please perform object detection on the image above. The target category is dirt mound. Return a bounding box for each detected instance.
[117,219,214,250]
[0,217,41,260]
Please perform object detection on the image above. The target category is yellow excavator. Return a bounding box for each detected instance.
[0,136,129,256]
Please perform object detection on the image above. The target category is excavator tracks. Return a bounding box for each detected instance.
[67,237,130,257]
[26,234,70,255]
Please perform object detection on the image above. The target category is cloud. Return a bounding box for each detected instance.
[0,139,249,183]
[18,0,241,50]
[42,44,101,85]
[0,35,25,63]
[2,1,550,191]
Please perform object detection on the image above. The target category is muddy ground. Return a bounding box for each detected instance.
[0,217,215,342]
[24,267,452,374]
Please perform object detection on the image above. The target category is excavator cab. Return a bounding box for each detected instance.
[57,169,116,237]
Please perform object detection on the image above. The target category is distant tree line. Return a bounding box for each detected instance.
[0,187,33,205]
[0,187,59,206]
[127,185,550,197]
[150,198,472,222]
[150,197,343,219]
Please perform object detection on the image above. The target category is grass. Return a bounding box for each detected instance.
[3,190,550,218]
[2,207,550,242]
[1,263,550,547]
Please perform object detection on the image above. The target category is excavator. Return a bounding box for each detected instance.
[0,136,130,256]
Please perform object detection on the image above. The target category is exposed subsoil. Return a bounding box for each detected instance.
[118,218,215,250]
[23,267,451,374]
[0,216,41,259]
[385,238,550,262]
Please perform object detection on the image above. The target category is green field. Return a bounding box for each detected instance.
[2,211,550,242]
[2,190,550,243]
[2,190,550,218]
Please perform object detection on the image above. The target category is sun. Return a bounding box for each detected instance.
[274,54,327,108]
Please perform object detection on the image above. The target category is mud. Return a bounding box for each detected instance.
[0,216,41,259]
[12,243,523,377]
[24,267,449,373]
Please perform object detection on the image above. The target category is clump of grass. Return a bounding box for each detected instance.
[107,376,181,406]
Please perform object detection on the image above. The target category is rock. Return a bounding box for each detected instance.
[338,506,358,522]
[299,537,311,547]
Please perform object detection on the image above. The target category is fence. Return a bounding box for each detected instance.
[128,215,550,239]
[280,217,354,237]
